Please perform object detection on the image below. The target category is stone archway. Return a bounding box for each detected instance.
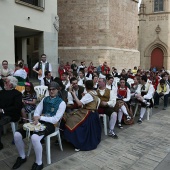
[144,38,168,69]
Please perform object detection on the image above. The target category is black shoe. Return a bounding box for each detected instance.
[12,157,27,169]
[31,163,43,170]
[0,142,3,150]
[108,131,118,139]
[137,118,142,124]
[118,123,123,129]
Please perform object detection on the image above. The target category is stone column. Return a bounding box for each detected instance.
[22,38,27,64]
[39,31,58,78]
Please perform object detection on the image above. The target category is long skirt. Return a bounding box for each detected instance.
[63,109,101,151]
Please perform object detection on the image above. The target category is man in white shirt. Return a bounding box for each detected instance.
[13,82,66,170]
[97,78,118,138]
[135,75,155,123]
[33,54,52,84]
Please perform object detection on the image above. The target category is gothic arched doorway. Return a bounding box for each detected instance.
[151,48,164,70]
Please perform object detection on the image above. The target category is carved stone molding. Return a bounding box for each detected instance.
[144,37,168,57]
[53,15,59,32]
[155,25,161,34]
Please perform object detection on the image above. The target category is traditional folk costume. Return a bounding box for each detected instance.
[154,83,169,108]
[97,88,118,138]
[63,91,101,151]
[136,82,155,122]
[14,94,66,169]
[116,86,134,126]
[14,69,27,92]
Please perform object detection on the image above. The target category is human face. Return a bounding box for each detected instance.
[4,78,12,90]
[48,88,58,98]
[61,74,67,81]
[2,61,8,69]
[41,55,46,63]
[108,78,113,85]
[25,86,31,92]
[98,78,105,88]
[93,77,98,84]
[46,73,51,79]
[120,80,125,88]
[79,71,84,78]
[163,75,168,81]
[134,77,138,84]
[71,80,79,90]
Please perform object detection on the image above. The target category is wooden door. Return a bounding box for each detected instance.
[151,48,164,70]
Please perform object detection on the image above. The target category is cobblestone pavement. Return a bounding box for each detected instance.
[44,108,170,170]
[0,105,170,170]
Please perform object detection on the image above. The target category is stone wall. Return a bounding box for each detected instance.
[58,0,140,70]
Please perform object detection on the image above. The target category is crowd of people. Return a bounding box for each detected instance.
[0,54,170,170]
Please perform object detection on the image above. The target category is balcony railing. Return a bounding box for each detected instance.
[15,0,45,11]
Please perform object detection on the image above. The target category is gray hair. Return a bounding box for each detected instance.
[99,78,106,84]
[7,76,18,88]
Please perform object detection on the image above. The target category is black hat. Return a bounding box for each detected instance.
[48,81,60,90]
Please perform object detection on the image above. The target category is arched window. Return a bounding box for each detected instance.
[154,0,163,12]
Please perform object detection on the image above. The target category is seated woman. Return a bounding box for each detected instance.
[130,76,140,105]
[21,82,37,122]
[63,80,101,151]
[116,78,134,128]
[14,61,27,92]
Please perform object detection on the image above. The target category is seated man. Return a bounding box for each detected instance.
[154,79,169,110]
[135,75,155,124]
[0,76,22,150]
[67,77,85,110]
[13,82,66,170]
[41,71,53,86]
[97,78,118,138]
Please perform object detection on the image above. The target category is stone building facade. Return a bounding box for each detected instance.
[0,0,58,78]
[58,0,140,70]
[139,0,170,70]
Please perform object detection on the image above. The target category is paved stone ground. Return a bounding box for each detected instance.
[0,80,170,170]
[43,107,170,170]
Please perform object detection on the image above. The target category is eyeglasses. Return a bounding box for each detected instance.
[48,88,57,91]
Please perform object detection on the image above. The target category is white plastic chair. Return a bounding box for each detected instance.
[34,86,48,101]
[27,122,63,164]
[3,122,18,136]
[98,97,109,136]
[127,78,134,87]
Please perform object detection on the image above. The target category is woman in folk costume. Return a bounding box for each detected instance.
[77,70,86,87]
[115,78,134,128]
[63,80,101,151]
[0,60,14,90]
[13,61,27,92]
[0,60,14,78]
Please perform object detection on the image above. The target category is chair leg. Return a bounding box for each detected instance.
[10,122,16,136]
[27,141,32,157]
[103,114,107,135]
[133,103,139,118]
[57,132,63,151]
[46,136,51,164]
[146,108,150,120]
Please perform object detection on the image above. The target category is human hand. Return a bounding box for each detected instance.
[101,101,108,107]
[33,116,40,125]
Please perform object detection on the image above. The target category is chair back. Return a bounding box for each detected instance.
[96,98,101,109]
[127,78,134,87]
[34,85,48,102]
